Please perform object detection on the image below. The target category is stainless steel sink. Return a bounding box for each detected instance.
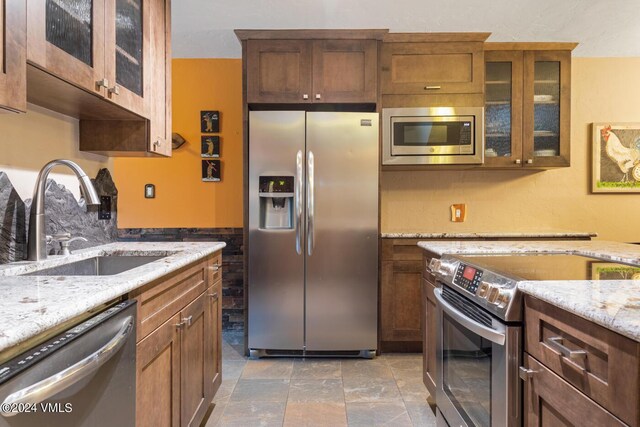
[24,255,166,276]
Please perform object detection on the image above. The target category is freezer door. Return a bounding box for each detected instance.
[305,112,379,351]
[248,111,306,350]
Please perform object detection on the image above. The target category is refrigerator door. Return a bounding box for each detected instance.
[248,111,306,350]
[305,112,379,351]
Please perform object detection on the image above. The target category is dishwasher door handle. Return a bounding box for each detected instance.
[0,315,134,417]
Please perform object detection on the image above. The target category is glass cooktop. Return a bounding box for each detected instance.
[455,253,640,282]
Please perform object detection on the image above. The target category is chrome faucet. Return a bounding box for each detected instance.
[27,160,101,261]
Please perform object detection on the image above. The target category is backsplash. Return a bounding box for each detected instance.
[118,227,244,331]
[0,169,118,264]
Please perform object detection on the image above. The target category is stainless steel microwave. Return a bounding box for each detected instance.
[382,107,484,165]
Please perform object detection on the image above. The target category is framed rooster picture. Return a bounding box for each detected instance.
[592,123,640,193]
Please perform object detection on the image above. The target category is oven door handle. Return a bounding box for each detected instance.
[434,288,506,346]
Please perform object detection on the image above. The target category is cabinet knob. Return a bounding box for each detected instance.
[108,85,120,96]
[518,366,537,381]
[424,85,441,90]
[315,94,321,100]
[515,159,522,164]
[208,292,219,300]
[209,263,220,272]
[302,94,309,100]
[526,159,533,164]
[152,140,162,151]
[182,316,193,326]
[96,78,109,89]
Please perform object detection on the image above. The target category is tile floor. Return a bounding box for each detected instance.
[206,332,437,426]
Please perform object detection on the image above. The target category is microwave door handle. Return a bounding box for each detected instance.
[295,150,303,255]
[434,288,506,345]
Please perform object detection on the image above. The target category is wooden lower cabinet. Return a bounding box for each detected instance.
[134,254,222,427]
[422,277,437,398]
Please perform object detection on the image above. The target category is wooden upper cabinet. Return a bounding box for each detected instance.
[0,0,27,113]
[381,33,490,95]
[240,30,384,104]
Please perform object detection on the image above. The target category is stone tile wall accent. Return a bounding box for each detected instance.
[117,227,244,331]
[0,169,117,264]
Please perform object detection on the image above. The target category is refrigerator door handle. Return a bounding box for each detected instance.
[295,150,303,255]
[307,151,315,256]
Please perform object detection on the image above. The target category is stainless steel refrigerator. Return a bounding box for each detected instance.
[248,111,379,357]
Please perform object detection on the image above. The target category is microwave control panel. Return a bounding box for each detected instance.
[454,264,483,294]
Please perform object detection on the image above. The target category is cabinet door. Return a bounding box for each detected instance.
[206,281,222,400]
[0,0,26,112]
[246,39,312,103]
[523,50,571,167]
[103,0,148,116]
[381,41,484,95]
[484,50,524,168]
[180,292,209,427]
[137,312,181,427]
[146,0,171,155]
[523,355,626,427]
[27,0,106,96]
[312,39,377,103]
[422,277,437,397]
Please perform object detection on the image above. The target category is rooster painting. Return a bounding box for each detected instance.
[600,125,640,182]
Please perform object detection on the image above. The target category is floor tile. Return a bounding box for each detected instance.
[241,359,294,379]
[341,359,394,380]
[222,360,246,381]
[292,359,342,379]
[405,401,437,427]
[283,402,348,427]
[346,402,413,426]
[343,377,403,403]
[396,377,430,402]
[219,401,286,427]
[213,379,237,403]
[289,379,344,403]
[204,401,226,427]
[229,379,290,402]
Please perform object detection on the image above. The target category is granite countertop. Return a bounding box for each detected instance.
[0,242,226,354]
[418,240,640,342]
[382,231,598,239]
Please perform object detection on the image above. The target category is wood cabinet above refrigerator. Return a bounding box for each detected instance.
[236,30,386,104]
[0,0,27,113]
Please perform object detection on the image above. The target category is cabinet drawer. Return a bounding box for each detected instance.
[524,355,626,427]
[132,258,211,340]
[525,296,639,426]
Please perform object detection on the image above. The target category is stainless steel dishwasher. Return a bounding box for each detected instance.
[0,300,136,427]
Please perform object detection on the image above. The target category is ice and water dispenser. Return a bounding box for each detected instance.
[259,176,294,229]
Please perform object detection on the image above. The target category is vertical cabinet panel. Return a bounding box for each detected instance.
[28,0,105,95]
[206,281,222,399]
[0,0,27,112]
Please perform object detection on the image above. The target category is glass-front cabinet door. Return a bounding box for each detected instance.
[523,50,571,167]
[484,50,523,167]
[104,0,148,116]
[28,0,106,95]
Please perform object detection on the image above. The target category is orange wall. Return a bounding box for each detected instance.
[114,59,243,228]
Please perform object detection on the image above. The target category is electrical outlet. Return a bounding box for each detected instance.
[450,204,466,222]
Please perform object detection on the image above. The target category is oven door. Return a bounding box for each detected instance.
[434,286,520,427]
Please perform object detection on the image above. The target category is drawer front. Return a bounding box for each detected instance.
[524,355,626,427]
[132,258,212,340]
[525,296,639,426]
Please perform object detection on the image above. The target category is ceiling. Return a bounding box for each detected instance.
[172,0,640,58]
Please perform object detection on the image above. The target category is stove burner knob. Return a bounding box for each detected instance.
[496,291,510,308]
[487,286,500,304]
[477,281,491,298]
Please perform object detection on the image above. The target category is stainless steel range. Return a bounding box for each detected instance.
[429,252,635,427]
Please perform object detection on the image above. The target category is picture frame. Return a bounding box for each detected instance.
[201,136,220,158]
[592,122,640,193]
[202,160,221,182]
[591,262,640,280]
[201,110,220,133]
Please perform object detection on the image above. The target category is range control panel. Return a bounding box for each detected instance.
[453,263,483,294]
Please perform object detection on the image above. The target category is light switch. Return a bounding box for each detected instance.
[450,204,466,222]
[144,184,155,199]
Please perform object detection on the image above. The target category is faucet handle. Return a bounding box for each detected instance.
[51,232,71,242]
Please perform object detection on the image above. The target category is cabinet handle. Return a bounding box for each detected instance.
[108,85,120,96]
[515,159,522,164]
[175,321,185,329]
[518,366,537,381]
[96,78,109,89]
[424,85,441,90]
[209,263,220,272]
[315,93,321,100]
[526,159,533,164]
[152,140,162,151]
[546,336,587,360]
[208,292,219,300]
[182,316,193,326]
[302,94,309,100]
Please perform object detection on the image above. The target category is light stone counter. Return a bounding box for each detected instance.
[0,242,226,353]
[382,231,597,239]
[417,240,640,342]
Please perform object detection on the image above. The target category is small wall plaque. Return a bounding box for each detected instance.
[201,136,220,158]
[201,111,220,133]
[202,160,221,182]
